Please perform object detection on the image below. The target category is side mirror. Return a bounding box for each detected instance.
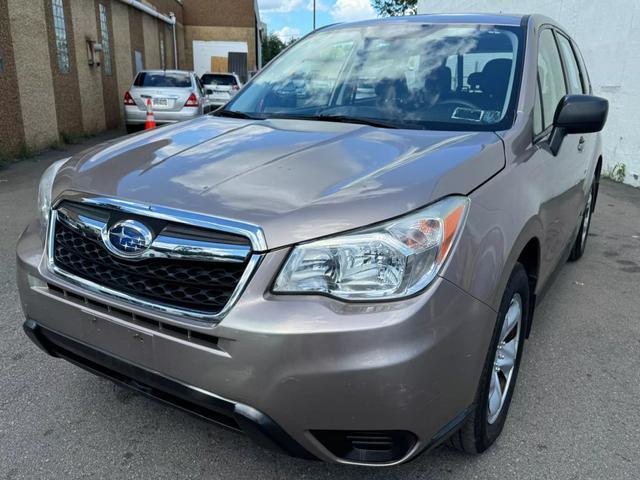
[205,87,214,96]
[549,95,609,155]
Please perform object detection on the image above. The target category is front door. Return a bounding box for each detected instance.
[533,28,589,285]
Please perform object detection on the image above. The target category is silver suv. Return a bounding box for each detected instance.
[201,72,243,107]
[18,15,607,466]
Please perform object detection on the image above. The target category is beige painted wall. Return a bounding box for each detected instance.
[142,12,160,69]
[7,0,59,150]
[69,0,105,134]
[163,22,174,68]
[183,26,256,72]
[176,22,186,69]
[110,0,132,120]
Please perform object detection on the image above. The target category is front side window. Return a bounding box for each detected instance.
[52,0,70,73]
[572,40,591,93]
[98,4,112,75]
[537,29,567,130]
[533,78,544,135]
[225,24,524,131]
[556,34,583,94]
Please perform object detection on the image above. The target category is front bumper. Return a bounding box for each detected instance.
[23,319,314,459]
[17,220,497,465]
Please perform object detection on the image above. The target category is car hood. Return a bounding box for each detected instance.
[55,116,505,250]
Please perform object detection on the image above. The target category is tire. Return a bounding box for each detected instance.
[568,181,595,261]
[450,263,530,453]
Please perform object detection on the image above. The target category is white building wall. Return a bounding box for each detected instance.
[418,0,640,187]
[192,40,248,77]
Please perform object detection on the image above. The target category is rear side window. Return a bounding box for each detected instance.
[556,34,584,94]
[201,74,237,86]
[134,72,191,88]
[537,29,567,130]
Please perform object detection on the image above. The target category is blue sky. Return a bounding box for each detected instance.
[257,0,378,42]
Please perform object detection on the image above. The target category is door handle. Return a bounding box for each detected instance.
[577,136,586,152]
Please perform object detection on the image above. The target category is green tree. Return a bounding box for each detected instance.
[372,0,418,16]
[262,34,298,66]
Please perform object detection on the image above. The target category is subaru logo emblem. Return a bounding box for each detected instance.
[103,219,153,258]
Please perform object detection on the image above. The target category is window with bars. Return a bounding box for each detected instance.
[99,4,112,75]
[52,0,70,73]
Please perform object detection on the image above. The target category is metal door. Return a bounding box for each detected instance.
[228,52,248,83]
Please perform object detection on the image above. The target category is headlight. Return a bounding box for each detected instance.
[37,159,68,228]
[273,196,469,300]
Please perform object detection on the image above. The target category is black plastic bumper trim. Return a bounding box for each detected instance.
[23,319,316,460]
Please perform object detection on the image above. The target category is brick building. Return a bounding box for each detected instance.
[0,0,264,156]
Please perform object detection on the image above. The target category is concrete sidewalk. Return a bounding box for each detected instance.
[0,136,639,479]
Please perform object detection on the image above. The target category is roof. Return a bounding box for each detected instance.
[325,13,528,30]
[139,69,194,74]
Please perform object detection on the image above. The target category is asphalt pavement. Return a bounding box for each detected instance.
[1,136,639,479]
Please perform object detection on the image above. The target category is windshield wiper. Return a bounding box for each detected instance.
[213,109,260,120]
[214,111,399,129]
[268,113,399,129]
[312,114,399,129]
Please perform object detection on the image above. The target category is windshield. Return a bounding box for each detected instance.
[202,74,238,86]
[134,72,192,88]
[224,24,523,130]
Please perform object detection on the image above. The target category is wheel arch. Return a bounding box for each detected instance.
[491,218,543,339]
[516,237,541,338]
[593,155,603,212]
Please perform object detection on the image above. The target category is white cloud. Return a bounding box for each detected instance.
[258,0,305,13]
[330,0,376,22]
[274,26,302,41]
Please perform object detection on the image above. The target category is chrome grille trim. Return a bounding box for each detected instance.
[56,205,251,264]
[46,195,266,323]
[57,192,268,252]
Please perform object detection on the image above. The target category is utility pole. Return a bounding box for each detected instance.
[313,0,316,30]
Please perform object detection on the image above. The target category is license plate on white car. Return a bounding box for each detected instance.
[153,98,168,107]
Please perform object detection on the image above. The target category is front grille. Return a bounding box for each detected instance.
[51,202,252,318]
[46,283,221,350]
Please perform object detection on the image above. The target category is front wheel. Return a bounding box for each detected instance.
[450,263,530,453]
[568,182,595,261]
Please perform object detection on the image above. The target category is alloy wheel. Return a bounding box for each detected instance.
[487,293,522,424]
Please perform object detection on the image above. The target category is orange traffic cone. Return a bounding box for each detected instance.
[145,98,156,130]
